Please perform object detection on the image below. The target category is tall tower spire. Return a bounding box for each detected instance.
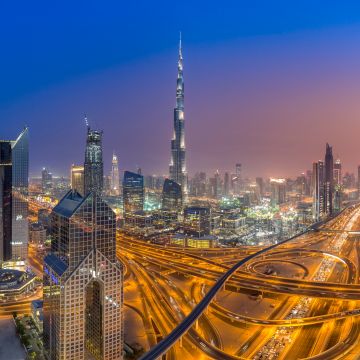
[170,34,188,201]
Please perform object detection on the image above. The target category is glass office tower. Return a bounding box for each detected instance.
[162,178,182,211]
[122,171,144,213]
[43,190,123,360]
[0,127,29,263]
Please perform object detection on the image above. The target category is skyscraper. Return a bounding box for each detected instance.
[42,168,53,194]
[122,171,144,213]
[43,191,123,360]
[43,128,123,360]
[324,143,334,215]
[235,163,242,193]
[0,127,29,263]
[223,172,230,197]
[270,178,286,206]
[312,160,324,220]
[162,179,182,211]
[169,34,187,200]
[256,177,264,198]
[110,153,120,196]
[70,164,84,196]
[333,159,342,187]
[84,126,103,196]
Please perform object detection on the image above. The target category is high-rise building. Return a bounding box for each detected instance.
[256,177,264,198]
[312,160,324,220]
[324,143,334,215]
[42,168,53,194]
[169,34,188,200]
[223,172,230,197]
[123,171,144,214]
[43,191,123,360]
[183,206,211,237]
[110,153,120,196]
[70,165,84,196]
[84,126,103,196]
[333,159,342,187]
[270,178,286,206]
[0,127,29,263]
[162,179,182,211]
[234,163,242,193]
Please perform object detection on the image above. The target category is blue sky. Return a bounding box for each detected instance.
[2,1,360,177]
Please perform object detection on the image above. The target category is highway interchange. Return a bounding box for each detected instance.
[4,201,360,359]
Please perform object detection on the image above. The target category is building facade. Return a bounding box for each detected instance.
[270,178,286,206]
[312,160,324,221]
[183,206,211,237]
[43,191,123,360]
[324,143,334,215]
[71,165,84,196]
[84,127,103,196]
[169,35,188,201]
[42,168,53,194]
[110,153,120,196]
[162,178,182,211]
[0,127,29,263]
[122,171,144,214]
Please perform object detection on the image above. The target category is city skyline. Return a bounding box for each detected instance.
[4,3,360,178]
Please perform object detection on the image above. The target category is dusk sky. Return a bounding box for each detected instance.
[2,1,360,178]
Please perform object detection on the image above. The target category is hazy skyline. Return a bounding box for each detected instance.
[2,2,360,178]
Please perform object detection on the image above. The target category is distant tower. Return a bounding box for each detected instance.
[84,121,103,196]
[324,143,334,215]
[169,33,188,201]
[110,153,120,196]
[333,159,342,186]
[122,171,144,214]
[41,168,53,194]
[162,179,182,211]
[312,160,324,221]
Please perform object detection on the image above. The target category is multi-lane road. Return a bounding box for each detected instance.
[4,200,360,359]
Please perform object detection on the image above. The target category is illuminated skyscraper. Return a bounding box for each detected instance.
[324,143,334,215]
[333,159,342,186]
[162,179,182,211]
[0,127,29,263]
[270,178,286,206]
[169,34,187,200]
[234,163,242,193]
[312,160,324,220]
[110,153,120,196]
[71,164,84,196]
[43,191,123,360]
[42,168,53,194]
[84,125,103,196]
[122,171,144,213]
[44,128,123,360]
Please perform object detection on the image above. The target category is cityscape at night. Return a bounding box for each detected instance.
[4,1,360,360]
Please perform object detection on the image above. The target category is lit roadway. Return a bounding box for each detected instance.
[6,200,360,359]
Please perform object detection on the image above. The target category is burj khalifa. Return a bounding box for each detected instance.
[169,34,188,200]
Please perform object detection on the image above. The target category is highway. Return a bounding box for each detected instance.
[17,198,360,359]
